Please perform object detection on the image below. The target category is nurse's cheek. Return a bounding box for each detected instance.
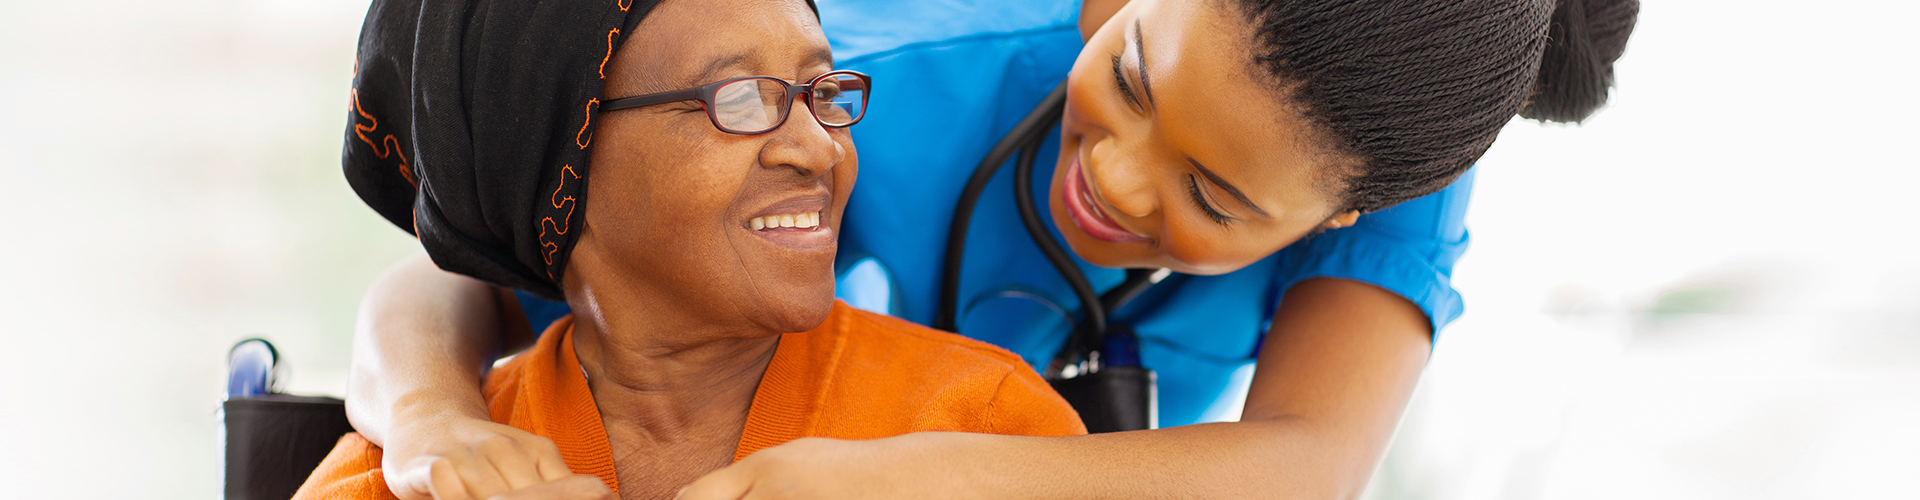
[1080,0,1130,41]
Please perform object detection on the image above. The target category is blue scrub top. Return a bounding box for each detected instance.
[520,0,1474,428]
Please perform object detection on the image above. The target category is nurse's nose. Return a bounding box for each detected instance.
[1088,137,1158,218]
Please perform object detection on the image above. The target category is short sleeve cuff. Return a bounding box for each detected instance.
[1271,227,1467,335]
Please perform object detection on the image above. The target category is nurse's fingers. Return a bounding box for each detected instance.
[451,454,514,500]
[531,437,572,482]
[472,433,553,490]
[483,475,615,500]
[392,456,476,500]
[673,465,751,500]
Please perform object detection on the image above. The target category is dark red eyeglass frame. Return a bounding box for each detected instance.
[600,69,871,135]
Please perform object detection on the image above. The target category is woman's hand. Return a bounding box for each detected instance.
[382,413,573,500]
[674,434,997,500]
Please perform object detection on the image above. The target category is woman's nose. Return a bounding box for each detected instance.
[1089,137,1157,218]
[758,100,845,177]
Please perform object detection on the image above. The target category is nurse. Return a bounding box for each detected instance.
[347,0,1638,498]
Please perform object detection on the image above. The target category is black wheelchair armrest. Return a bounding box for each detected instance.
[223,339,355,500]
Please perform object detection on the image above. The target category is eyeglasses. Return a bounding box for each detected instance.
[602,70,870,135]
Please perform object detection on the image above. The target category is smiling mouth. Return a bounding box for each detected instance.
[748,212,821,231]
[1062,156,1148,244]
[740,202,834,251]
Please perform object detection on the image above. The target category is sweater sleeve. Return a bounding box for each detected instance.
[290,433,400,500]
[986,367,1088,437]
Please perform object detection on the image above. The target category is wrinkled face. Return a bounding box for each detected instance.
[566,0,855,335]
[1053,0,1356,275]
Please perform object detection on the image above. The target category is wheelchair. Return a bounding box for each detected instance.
[221,338,354,500]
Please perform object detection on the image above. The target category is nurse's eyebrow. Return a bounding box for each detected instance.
[1190,158,1272,218]
[1133,19,1155,107]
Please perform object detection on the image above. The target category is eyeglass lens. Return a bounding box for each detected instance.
[711,74,867,133]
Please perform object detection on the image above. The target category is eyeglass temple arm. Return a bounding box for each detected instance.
[602,87,705,112]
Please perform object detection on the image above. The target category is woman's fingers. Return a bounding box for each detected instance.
[483,475,616,500]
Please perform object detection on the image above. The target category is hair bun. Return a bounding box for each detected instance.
[1521,0,1639,123]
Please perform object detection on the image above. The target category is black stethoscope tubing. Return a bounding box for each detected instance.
[936,83,1165,365]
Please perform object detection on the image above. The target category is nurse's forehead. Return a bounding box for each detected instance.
[1148,5,1316,202]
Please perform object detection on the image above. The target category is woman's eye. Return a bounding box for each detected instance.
[1187,174,1232,225]
[720,93,760,108]
[812,86,842,102]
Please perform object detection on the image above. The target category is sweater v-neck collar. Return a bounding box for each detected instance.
[514,308,842,493]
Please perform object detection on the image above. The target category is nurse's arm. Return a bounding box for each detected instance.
[347,253,569,499]
[999,277,1431,498]
[680,277,1429,499]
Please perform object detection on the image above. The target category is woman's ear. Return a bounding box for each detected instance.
[1320,210,1362,230]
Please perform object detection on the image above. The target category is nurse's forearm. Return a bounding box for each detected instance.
[346,253,529,447]
[958,278,1433,499]
[937,420,1355,499]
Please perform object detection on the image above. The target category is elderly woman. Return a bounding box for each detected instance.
[294,0,1084,498]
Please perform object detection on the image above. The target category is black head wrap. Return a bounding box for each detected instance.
[345,0,818,301]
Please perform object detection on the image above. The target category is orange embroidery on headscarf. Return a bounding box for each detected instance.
[539,165,582,270]
[577,98,599,149]
[619,0,632,11]
[600,29,619,79]
[350,88,415,186]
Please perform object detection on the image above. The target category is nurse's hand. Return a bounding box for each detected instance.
[383,414,573,500]
[486,475,617,500]
[675,434,988,500]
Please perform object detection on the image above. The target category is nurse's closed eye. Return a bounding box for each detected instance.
[1188,174,1233,225]
[1111,53,1142,111]
[1111,19,1155,113]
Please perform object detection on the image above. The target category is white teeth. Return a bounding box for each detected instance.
[747,212,822,231]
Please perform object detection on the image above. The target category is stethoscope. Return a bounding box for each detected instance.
[932,83,1174,380]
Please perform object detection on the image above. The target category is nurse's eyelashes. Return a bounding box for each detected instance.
[747,212,821,230]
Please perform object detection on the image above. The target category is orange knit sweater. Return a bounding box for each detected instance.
[292,300,1085,499]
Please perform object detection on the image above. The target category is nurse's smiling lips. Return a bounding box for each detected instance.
[1062,155,1149,243]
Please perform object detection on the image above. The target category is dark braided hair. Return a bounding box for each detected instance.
[1232,0,1639,212]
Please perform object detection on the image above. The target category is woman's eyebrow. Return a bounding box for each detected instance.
[1190,158,1272,218]
[806,47,835,71]
[1133,19,1155,107]
[690,53,754,85]
[689,48,836,86]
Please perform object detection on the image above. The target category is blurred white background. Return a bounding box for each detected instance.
[1,0,1915,498]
